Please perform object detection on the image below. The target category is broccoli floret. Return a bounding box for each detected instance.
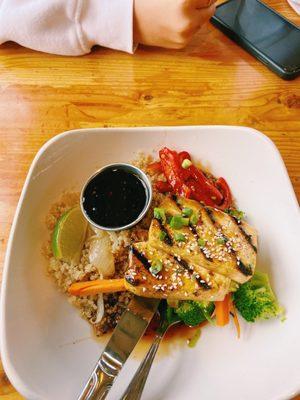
[233,270,283,323]
[174,301,215,327]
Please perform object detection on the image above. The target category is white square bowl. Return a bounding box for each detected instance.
[1,126,300,400]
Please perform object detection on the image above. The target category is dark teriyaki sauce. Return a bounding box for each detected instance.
[82,167,147,228]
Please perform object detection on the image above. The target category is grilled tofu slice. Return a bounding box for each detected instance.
[124,242,231,301]
[205,206,257,276]
[148,196,257,283]
[239,221,258,250]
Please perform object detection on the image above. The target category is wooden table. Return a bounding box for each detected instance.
[0,0,299,398]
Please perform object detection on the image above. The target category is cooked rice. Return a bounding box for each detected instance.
[43,154,162,336]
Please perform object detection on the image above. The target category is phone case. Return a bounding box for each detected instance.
[211,0,300,80]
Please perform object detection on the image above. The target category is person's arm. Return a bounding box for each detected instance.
[0,0,134,55]
[0,0,216,56]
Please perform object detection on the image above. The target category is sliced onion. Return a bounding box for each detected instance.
[88,229,115,277]
[93,294,104,324]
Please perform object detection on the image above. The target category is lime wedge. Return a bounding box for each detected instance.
[52,207,88,264]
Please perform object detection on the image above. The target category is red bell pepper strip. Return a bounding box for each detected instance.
[159,148,191,198]
[178,151,192,180]
[185,178,219,207]
[187,165,223,205]
[216,177,232,210]
[178,151,191,164]
[173,149,223,205]
[147,161,162,174]
[155,180,172,193]
[158,147,232,209]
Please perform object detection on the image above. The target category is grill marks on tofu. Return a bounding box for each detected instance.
[206,207,257,279]
[179,198,238,266]
[124,243,231,301]
[189,224,213,262]
[125,196,257,300]
[148,197,257,284]
[131,246,152,270]
[239,221,258,253]
[173,256,211,290]
[150,218,197,256]
[150,199,214,266]
[154,218,173,246]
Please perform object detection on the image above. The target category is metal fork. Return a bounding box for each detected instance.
[120,302,180,400]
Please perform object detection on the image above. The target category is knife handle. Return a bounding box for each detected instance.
[77,366,113,400]
[78,355,119,400]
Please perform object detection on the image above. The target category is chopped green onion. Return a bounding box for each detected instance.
[154,207,166,223]
[198,238,206,248]
[170,215,189,230]
[190,213,199,226]
[170,216,181,229]
[174,232,186,242]
[182,207,193,217]
[182,218,189,226]
[216,237,226,245]
[182,159,192,169]
[159,231,167,241]
[225,208,245,220]
[166,214,172,224]
[188,328,201,348]
[150,260,163,275]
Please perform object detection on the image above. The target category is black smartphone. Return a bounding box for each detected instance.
[211,0,300,80]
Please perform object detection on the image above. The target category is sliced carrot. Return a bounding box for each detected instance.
[229,295,241,339]
[215,294,231,326]
[68,279,126,296]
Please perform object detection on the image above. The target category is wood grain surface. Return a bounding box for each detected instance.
[0,0,299,398]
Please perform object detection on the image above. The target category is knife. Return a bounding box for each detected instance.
[77,296,160,400]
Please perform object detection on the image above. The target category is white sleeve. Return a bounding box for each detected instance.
[0,0,134,56]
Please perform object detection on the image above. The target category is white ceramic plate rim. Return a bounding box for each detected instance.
[1,125,299,400]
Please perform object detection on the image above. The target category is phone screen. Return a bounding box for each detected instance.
[214,0,300,72]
